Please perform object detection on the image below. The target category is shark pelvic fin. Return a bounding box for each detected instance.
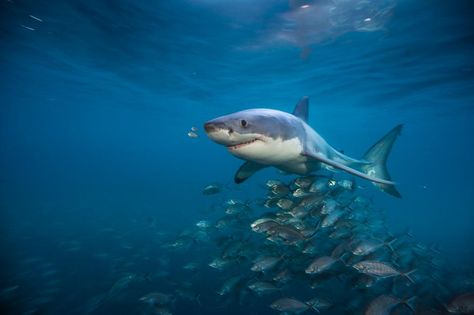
[292,96,309,122]
[301,152,395,186]
[234,161,267,184]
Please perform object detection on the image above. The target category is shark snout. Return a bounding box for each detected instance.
[204,122,216,133]
[204,121,232,134]
[203,120,237,145]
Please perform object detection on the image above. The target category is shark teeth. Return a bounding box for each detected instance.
[227,139,259,150]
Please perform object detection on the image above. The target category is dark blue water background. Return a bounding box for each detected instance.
[1,0,473,314]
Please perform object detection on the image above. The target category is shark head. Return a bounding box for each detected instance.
[204,108,305,164]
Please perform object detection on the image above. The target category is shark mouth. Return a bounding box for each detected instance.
[227,138,261,150]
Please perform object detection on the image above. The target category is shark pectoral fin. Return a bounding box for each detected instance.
[301,152,395,186]
[234,161,267,184]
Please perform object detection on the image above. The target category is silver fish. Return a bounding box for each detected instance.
[292,188,312,198]
[270,297,310,313]
[187,131,198,138]
[277,198,294,210]
[290,205,309,219]
[271,183,291,197]
[266,225,307,245]
[309,178,332,194]
[154,306,173,315]
[365,295,415,315]
[203,184,221,195]
[248,281,280,296]
[351,238,396,256]
[266,179,284,188]
[338,179,355,191]
[226,202,251,215]
[446,292,474,314]
[139,292,173,306]
[251,256,281,272]
[208,257,232,270]
[195,220,212,229]
[273,269,292,284]
[305,256,339,274]
[321,208,345,228]
[320,198,338,215]
[217,275,242,296]
[294,175,316,188]
[353,260,416,283]
[251,218,280,233]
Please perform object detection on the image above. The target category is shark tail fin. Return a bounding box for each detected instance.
[361,124,403,198]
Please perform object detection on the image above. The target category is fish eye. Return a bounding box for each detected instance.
[240,119,247,127]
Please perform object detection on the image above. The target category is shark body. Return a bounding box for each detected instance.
[204,97,402,197]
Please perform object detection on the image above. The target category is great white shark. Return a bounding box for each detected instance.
[204,97,402,197]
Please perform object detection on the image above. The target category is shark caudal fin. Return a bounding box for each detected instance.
[361,124,403,198]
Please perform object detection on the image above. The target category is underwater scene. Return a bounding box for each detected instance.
[1,0,474,314]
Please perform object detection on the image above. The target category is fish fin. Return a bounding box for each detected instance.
[361,124,403,198]
[301,152,395,186]
[292,96,309,122]
[234,161,267,184]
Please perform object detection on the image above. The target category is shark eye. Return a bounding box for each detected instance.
[240,119,247,127]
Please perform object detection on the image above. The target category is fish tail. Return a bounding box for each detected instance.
[404,227,414,238]
[401,296,417,312]
[430,243,441,254]
[279,253,289,261]
[310,305,321,313]
[307,220,323,239]
[341,195,357,208]
[337,252,350,266]
[434,296,449,312]
[361,124,403,198]
[373,234,397,252]
[305,299,321,313]
[402,269,417,284]
[385,237,397,252]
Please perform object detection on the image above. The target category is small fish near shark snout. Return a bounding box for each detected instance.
[204,97,403,197]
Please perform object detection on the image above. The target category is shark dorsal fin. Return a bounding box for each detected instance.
[292,96,309,122]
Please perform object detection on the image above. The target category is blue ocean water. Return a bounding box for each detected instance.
[1,0,474,314]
